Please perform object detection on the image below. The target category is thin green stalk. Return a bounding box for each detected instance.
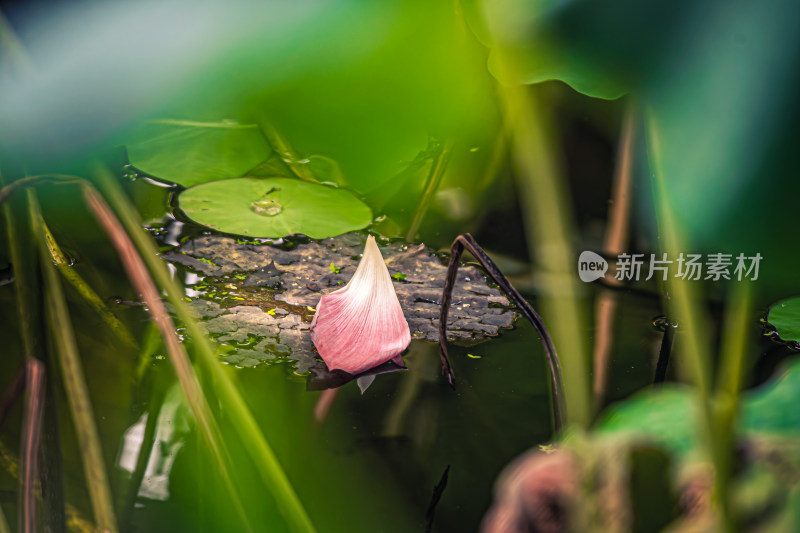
[476,119,511,192]
[258,122,320,183]
[120,378,163,528]
[646,111,729,529]
[42,220,135,348]
[499,83,592,429]
[91,164,315,533]
[713,282,752,529]
[40,358,67,533]
[717,283,752,401]
[30,192,119,533]
[0,170,40,362]
[646,115,713,396]
[406,139,454,241]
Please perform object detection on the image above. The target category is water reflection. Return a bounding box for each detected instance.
[117,384,191,501]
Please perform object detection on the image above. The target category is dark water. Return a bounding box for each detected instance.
[0,175,689,533]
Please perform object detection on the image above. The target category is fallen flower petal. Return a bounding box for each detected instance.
[310,235,411,374]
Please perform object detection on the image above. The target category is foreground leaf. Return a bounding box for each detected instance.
[126,120,271,187]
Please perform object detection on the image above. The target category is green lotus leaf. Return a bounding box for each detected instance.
[766,298,800,344]
[178,177,372,239]
[126,120,272,187]
[597,357,800,457]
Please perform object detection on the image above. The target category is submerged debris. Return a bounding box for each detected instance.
[164,232,515,373]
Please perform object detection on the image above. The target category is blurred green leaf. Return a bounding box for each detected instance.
[126,120,271,187]
[598,357,800,455]
[481,0,800,290]
[178,177,372,238]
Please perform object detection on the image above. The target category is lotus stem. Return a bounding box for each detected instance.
[438,233,566,434]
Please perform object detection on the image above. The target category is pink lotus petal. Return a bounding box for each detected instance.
[310,235,411,375]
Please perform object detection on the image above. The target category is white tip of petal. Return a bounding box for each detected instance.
[310,235,411,375]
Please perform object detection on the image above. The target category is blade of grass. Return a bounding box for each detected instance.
[646,111,729,529]
[406,139,454,241]
[39,359,67,533]
[0,368,24,430]
[41,220,135,348]
[20,358,45,533]
[713,282,752,528]
[0,505,10,533]
[30,191,119,533]
[0,170,41,363]
[497,81,592,429]
[0,438,94,533]
[258,122,320,183]
[593,107,635,407]
[119,384,162,528]
[80,183,254,533]
[92,162,316,533]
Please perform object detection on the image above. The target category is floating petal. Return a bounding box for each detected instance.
[310,235,411,374]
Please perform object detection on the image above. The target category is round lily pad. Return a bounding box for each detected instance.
[178,177,372,239]
[766,297,800,343]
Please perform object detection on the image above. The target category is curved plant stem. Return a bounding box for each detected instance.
[20,358,45,533]
[0,175,82,207]
[91,163,316,533]
[406,139,454,241]
[80,183,254,533]
[0,172,137,349]
[438,233,566,434]
[30,192,120,533]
